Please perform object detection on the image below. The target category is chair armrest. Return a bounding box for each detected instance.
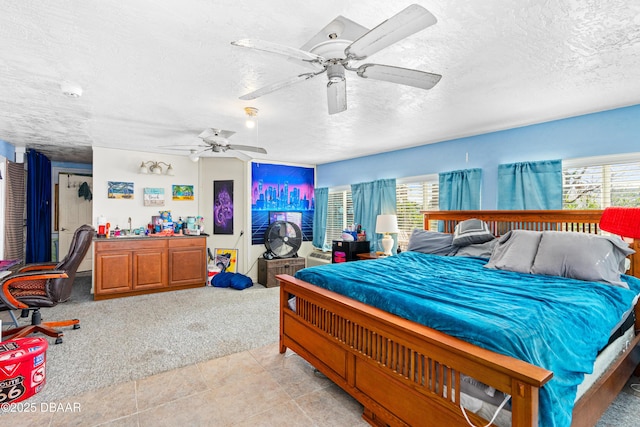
[17,262,58,272]
[0,270,69,310]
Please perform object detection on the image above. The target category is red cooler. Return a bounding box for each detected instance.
[0,337,48,404]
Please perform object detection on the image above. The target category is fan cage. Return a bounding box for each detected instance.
[264,220,303,259]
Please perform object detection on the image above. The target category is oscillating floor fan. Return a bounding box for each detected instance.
[263,221,302,259]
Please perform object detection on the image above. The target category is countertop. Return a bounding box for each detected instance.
[93,233,207,241]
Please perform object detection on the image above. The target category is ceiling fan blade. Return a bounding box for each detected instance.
[327,78,347,115]
[356,63,441,90]
[344,4,437,60]
[239,72,319,100]
[231,39,325,67]
[228,144,267,154]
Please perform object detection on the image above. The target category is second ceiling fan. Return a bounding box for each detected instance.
[232,4,441,115]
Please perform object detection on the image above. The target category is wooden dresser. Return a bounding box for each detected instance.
[93,235,206,300]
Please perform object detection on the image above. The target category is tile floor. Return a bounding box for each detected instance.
[1,343,369,427]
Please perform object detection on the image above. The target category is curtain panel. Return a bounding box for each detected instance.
[312,187,329,250]
[26,150,52,263]
[351,178,396,252]
[497,159,562,210]
[438,168,482,210]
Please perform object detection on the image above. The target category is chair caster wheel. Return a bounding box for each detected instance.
[55,337,63,344]
[73,324,81,330]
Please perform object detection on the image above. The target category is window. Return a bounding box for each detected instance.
[563,154,640,209]
[325,175,439,250]
[326,189,353,244]
[396,175,439,250]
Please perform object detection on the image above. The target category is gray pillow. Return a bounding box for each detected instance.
[407,229,458,256]
[452,219,495,247]
[485,230,542,273]
[530,231,635,288]
[455,240,497,259]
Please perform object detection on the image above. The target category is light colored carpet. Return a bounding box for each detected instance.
[1,273,280,403]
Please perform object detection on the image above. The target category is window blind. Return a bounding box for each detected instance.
[326,190,354,245]
[563,160,640,208]
[396,180,439,250]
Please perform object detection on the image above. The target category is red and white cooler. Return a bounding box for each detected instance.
[0,337,48,404]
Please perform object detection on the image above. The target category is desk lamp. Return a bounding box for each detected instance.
[376,214,399,256]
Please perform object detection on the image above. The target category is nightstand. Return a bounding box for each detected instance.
[356,252,382,260]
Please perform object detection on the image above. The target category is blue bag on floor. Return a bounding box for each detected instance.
[211,272,253,290]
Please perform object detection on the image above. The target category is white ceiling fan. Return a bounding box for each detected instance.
[232,4,441,115]
[165,128,267,161]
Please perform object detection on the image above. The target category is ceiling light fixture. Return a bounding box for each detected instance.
[188,150,200,163]
[60,81,83,98]
[139,161,174,176]
[244,107,258,129]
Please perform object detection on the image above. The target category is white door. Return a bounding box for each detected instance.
[58,174,93,271]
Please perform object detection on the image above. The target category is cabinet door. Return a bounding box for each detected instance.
[168,246,206,286]
[95,251,132,295]
[133,249,167,290]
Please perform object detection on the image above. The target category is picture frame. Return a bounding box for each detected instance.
[108,181,134,199]
[144,188,165,206]
[172,184,194,200]
[213,248,238,273]
[214,180,234,235]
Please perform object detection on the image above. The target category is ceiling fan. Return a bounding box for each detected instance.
[168,128,267,161]
[231,4,441,115]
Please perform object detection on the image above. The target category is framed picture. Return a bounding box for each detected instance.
[214,180,234,235]
[108,181,134,199]
[214,248,238,273]
[251,162,314,244]
[144,188,165,206]
[172,185,194,200]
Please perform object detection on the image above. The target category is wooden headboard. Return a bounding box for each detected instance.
[421,210,640,279]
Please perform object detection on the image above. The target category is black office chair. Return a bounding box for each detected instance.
[0,224,94,343]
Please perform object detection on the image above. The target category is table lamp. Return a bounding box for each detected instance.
[599,207,640,241]
[376,214,399,256]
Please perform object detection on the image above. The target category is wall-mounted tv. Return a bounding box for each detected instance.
[269,211,302,230]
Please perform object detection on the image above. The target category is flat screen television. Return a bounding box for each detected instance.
[269,211,302,230]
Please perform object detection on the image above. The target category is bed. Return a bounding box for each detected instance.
[277,210,640,427]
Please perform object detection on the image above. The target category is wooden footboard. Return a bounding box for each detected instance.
[278,274,553,427]
[279,210,640,426]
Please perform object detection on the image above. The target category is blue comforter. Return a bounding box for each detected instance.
[295,251,640,427]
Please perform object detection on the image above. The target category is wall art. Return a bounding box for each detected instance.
[108,181,134,199]
[214,180,234,235]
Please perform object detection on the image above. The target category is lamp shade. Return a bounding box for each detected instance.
[376,214,399,234]
[599,207,640,239]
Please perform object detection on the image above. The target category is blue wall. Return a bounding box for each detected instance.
[317,104,640,209]
[0,140,15,160]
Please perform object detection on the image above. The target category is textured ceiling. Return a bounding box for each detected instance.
[1,1,640,165]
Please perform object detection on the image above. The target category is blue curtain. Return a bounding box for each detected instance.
[497,160,562,209]
[26,150,52,263]
[312,187,329,250]
[438,168,482,210]
[351,178,396,252]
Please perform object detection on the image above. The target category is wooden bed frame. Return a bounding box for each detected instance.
[277,210,640,427]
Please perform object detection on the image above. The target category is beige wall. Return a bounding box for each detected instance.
[92,147,200,233]
[93,147,315,282]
